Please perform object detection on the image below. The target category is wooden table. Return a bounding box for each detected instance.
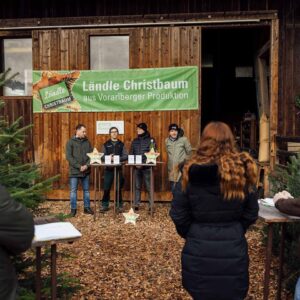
[259,203,300,300]
[91,163,122,220]
[32,219,81,300]
[125,163,158,217]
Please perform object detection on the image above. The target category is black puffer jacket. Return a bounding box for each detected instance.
[170,164,258,300]
[130,131,156,163]
[0,185,34,299]
[101,139,128,170]
[101,140,128,161]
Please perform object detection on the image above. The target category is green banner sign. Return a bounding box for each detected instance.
[32,66,198,113]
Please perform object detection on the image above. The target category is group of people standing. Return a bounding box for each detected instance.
[65,121,260,299]
[3,120,300,299]
[66,121,192,216]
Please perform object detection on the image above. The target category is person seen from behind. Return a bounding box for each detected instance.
[0,184,34,299]
[170,121,259,300]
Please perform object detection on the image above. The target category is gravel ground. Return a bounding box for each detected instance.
[35,201,284,300]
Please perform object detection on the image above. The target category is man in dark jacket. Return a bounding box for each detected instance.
[0,184,34,299]
[66,124,94,217]
[275,196,300,216]
[130,122,156,210]
[100,127,128,213]
[275,194,300,300]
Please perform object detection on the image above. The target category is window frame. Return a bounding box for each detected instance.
[0,34,33,98]
[88,34,130,70]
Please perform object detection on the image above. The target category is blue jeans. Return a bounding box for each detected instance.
[70,176,90,209]
[295,277,300,300]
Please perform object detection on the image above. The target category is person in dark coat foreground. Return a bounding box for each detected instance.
[0,184,34,299]
[170,122,259,300]
[274,193,300,300]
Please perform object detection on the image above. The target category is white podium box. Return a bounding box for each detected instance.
[135,155,142,164]
[128,155,135,164]
[113,155,120,164]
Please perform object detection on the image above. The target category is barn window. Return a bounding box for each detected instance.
[2,38,32,96]
[90,36,129,70]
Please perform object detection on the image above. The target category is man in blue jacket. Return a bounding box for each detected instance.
[66,124,94,217]
[130,123,156,211]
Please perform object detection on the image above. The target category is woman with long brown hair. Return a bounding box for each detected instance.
[170,122,258,300]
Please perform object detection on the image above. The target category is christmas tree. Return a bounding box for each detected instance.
[0,69,58,209]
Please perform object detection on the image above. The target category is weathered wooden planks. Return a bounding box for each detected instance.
[0,1,280,21]
[29,26,201,200]
[269,19,279,169]
[3,2,299,199]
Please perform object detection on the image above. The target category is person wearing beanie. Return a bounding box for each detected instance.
[130,122,157,210]
[165,123,192,193]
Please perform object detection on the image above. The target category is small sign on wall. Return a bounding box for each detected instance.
[96,121,124,134]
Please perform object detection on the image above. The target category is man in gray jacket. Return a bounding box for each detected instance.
[66,124,94,217]
[165,123,192,193]
[0,184,34,300]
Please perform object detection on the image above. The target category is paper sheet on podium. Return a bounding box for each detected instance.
[34,222,82,242]
[259,198,275,207]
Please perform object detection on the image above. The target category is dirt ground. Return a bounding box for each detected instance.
[35,201,284,299]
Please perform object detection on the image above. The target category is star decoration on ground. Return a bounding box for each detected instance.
[87,148,103,165]
[145,148,160,164]
[123,208,139,225]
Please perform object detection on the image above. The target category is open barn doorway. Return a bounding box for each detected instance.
[201,26,270,157]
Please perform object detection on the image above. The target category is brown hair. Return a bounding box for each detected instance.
[75,124,86,131]
[182,122,257,200]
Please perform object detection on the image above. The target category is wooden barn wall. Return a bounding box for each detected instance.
[32,27,201,200]
[278,0,300,136]
[0,0,280,19]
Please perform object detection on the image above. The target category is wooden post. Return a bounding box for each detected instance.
[93,167,97,221]
[269,18,279,169]
[51,244,57,300]
[277,223,286,300]
[263,223,273,300]
[35,247,42,300]
[113,167,117,217]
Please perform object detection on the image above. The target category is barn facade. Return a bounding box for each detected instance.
[0,0,299,200]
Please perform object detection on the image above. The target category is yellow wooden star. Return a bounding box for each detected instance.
[123,208,139,225]
[87,148,103,165]
[145,147,160,164]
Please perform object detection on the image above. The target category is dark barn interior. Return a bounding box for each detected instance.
[201,27,270,136]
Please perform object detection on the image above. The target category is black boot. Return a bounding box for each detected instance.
[70,209,77,217]
[100,206,109,213]
[84,207,94,215]
[117,206,124,213]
